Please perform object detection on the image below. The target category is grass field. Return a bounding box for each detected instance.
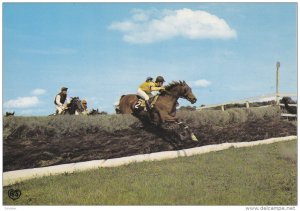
[3,139,297,205]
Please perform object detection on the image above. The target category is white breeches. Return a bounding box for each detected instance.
[56,105,64,114]
[137,88,150,101]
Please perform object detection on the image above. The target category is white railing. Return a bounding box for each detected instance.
[278,93,297,97]
[279,104,297,107]
[197,93,276,111]
[197,93,297,119]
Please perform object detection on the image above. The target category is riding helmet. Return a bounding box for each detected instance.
[61,87,68,91]
[155,76,165,83]
[146,77,153,81]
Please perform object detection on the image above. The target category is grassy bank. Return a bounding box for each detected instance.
[3,139,296,205]
[4,106,281,139]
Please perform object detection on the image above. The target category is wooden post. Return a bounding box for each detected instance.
[276,62,280,105]
[246,101,250,109]
[221,105,225,111]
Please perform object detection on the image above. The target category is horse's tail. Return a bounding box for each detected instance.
[115,95,126,114]
[115,95,125,106]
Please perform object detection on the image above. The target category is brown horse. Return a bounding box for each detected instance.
[117,81,198,141]
[118,80,197,123]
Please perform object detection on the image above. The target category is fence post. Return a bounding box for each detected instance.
[246,101,250,109]
[221,105,225,111]
[276,62,280,105]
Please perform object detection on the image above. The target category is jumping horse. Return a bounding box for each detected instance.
[117,81,198,141]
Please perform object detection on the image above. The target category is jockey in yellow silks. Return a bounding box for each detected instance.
[137,76,165,110]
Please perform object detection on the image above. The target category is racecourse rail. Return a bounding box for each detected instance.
[3,135,297,186]
[197,93,297,118]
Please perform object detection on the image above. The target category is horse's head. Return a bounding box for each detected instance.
[180,81,197,104]
[165,81,197,104]
[69,97,85,113]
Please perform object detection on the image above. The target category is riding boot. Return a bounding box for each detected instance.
[145,100,152,111]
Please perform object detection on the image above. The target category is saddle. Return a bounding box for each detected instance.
[134,95,159,111]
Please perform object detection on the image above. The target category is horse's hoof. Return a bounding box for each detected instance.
[191,133,198,142]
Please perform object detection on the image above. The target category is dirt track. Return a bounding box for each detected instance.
[4,118,297,171]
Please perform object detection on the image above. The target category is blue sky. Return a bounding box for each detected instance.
[3,3,297,115]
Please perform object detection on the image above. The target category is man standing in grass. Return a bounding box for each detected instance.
[54,87,68,115]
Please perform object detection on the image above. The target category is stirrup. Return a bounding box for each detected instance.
[147,105,153,111]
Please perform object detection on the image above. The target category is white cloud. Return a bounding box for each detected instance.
[131,9,150,22]
[4,96,39,108]
[31,88,46,96]
[193,79,212,87]
[109,8,237,44]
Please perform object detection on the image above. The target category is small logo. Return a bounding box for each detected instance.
[8,189,21,200]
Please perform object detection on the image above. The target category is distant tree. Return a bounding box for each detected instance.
[5,112,15,117]
[280,97,297,114]
[88,109,108,115]
[178,106,196,111]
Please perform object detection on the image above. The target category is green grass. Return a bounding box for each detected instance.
[3,140,297,205]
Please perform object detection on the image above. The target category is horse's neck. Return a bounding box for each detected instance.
[161,92,179,114]
[164,93,179,102]
[166,87,181,100]
[165,87,183,112]
[68,103,76,114]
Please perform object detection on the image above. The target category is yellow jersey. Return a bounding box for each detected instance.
[139,81,157,94]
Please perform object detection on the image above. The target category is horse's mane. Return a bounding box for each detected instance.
[70,97,79,102]
[67,97,80,108]
[165,80,186,91]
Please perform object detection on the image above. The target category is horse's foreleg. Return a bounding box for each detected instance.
[176,121,198,142]
[155,110,173,123]
[161,114,178,123]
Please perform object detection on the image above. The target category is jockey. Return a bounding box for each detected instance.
[81,99,89,115]
[54,87,68,114]
[74,99,89,115]
[137,76,165,110]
